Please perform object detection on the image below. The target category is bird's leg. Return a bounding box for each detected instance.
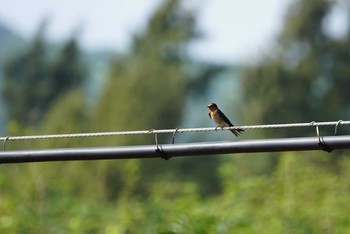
[215,126,224,131]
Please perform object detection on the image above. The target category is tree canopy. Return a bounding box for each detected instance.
[2,24,86,127]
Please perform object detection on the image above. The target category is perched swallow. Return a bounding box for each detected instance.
[207,103,244,137]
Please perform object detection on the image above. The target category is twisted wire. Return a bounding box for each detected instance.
[0,120,348,142]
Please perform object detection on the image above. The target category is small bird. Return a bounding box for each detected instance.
[207,103,244,137]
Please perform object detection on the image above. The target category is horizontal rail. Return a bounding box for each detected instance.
[0,135,350,164]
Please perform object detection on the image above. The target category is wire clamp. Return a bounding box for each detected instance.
[2,136,9,150]
[311,122,332,153]
[334,120,342,136]
[172,128,179,144]
[149,129,171,160]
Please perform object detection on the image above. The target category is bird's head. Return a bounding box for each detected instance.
[207,103,218,111]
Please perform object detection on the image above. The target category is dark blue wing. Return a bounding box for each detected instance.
[218,109,233,126]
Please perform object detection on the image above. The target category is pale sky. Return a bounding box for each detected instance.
[0,0,291,63]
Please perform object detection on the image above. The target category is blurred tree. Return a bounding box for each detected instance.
[2,24,48,126]
[94,0,223,197]
[3,1,350,233]
[2,23,86,127]
[46,37,86,112]
[242,0,350,135]
[96,0,196,135]
[238,0,350,173]
[41,89,88,146]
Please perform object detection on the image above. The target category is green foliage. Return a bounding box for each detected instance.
[92,0,223,198]
[1,0,350,233]
[3,153,350,233]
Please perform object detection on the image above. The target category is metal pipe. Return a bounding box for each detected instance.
[1,135,350,164]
